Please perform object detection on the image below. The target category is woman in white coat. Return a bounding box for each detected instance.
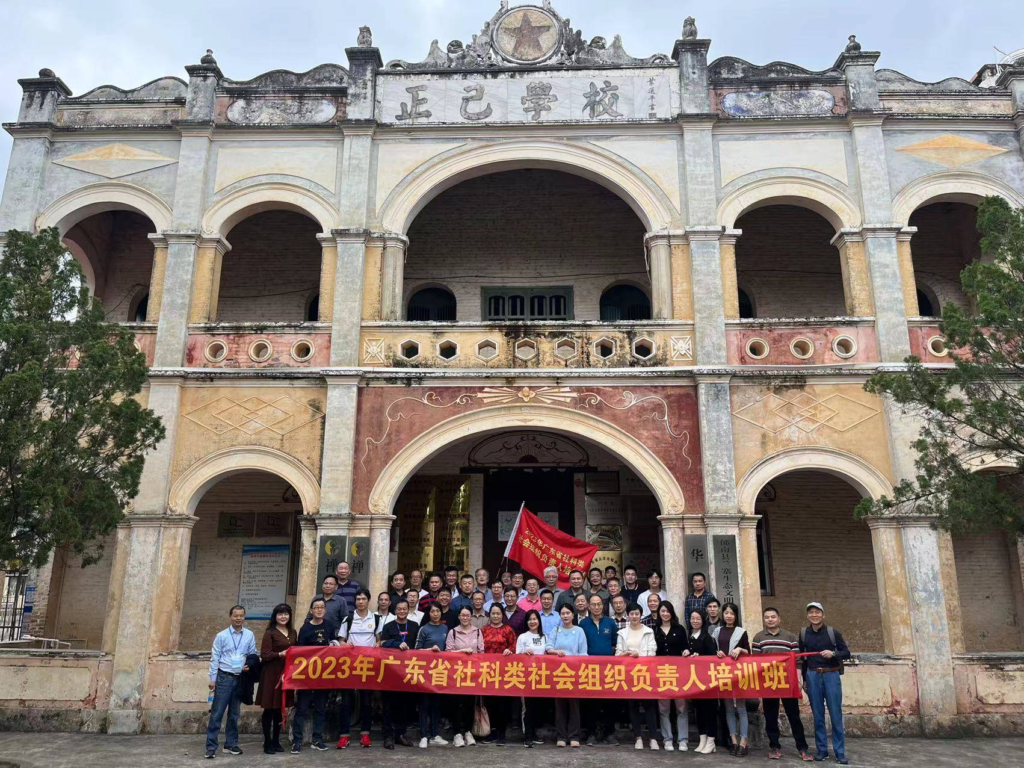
[615,602,662,750]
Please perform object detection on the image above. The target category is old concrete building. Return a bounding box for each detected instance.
[1,2,1023,738]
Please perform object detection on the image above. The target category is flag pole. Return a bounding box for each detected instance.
[500,501,526,570]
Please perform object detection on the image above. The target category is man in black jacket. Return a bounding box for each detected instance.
[290,598,334,754]
[379,599,421,749]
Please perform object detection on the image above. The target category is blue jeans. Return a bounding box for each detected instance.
[806,670,846,760]
[205,670,241,754]
[419,694,441,739]
[724,698,749,740]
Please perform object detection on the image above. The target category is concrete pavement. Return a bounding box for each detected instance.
[0,734,1020,767]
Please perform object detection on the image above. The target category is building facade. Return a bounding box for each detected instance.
[1,2,1023,737]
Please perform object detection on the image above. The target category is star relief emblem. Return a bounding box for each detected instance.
[510,13,553,59]
[517,386,538,403]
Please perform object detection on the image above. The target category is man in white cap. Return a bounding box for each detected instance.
[798,602,850,765]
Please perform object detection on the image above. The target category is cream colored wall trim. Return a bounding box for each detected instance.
[36,181,174,235]
[891,171,1024,227]
[736,446,893,514]
[201,181,339,236]
[717,175,862,231]
[367,403,685,518]
[378,138,678,233]
[168,446,321,515]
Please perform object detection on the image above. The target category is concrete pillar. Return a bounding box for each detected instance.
[101,522,132,653]
[329,231,368,366]
[737,515,762,635]
[145,235,169,322]
[670,238,694,321]
[380,234,409,321]
[319,378,360,515]
[995,66,1024,157]
[689,230,729,364]
[187,236,229,323]
[152,234,201,367]
[935,530,965,653]
[345,41,383,122]
[865,519,915,655]
[368,514,396,601]
[720,231,740,320]
[135,379,184,517]
[696,375,739,516]
[658,514,686,605]
[672,34,711,115]
[896,228,921,316]
[26,550,61,638]
[183,51,221,124]
[862,226,912,361]
[0,70,69,233]
[107,514,195,734]
[831,230,875,316]
[316,233,338,322]
[468,474,485,570]
[295,516,322,615]
[899,517,959,732]
[645,232,674,320]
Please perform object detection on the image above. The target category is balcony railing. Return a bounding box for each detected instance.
[186,323,330,369]
[726,318,878,365]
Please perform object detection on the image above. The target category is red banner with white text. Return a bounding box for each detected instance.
[281,645,799,699]
[505,506,598,588]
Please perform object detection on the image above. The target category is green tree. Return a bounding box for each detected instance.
[0,228,164,568]
[857,196,1024,534]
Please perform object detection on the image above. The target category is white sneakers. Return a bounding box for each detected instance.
[650,739,660,750]
[633,738,661,750]
[419,738,428,749]
[430,735,449,746]
[453,734,465,748]
[635,738,643,750]
[665,741,675,751]
[464,732,476,746]
[678,740,688,752]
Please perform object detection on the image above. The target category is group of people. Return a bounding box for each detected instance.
[205,563,851,764]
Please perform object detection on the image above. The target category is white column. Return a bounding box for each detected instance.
[368,514,396,601]
[329,231,368,367]
[380,234,409,321]
[645,232,674,320]
[658,514,686,605]
[468,474,485,570]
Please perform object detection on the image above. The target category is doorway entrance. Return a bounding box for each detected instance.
[482,468,576,574]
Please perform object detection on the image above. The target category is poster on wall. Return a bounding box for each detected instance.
[585,495,625,524]
[499,509,559,540]
[348,537,371,584]
[317,536,347,582]
[238,545,290,620]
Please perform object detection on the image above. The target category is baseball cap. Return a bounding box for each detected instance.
[806,601,824,611]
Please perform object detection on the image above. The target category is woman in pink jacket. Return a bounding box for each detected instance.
[445,606,484,747]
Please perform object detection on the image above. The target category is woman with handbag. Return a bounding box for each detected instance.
[654,601,689,751]
[616,602,661,750]
[258,603,295,755]
[685,609,719,754]
[481,604,517,745]
[545,604,588,748]
[716,602,751,757]
[445,605,484,747]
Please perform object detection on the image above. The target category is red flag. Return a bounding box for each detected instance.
[504,505,598,589]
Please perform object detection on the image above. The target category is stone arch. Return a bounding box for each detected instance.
[168,446,320,516]
[892,171,1024,227]
[368,403,685,519]
[736,446,892,514]
[63,239,98,295]
[201,182,338,237]
[717,176,862,232]
[379,139,677,234]
[36,181,173,235]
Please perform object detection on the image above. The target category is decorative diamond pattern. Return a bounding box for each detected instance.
[670,336,693,361]
[733,392,879,435]
[363,338,386,364]
[184,396,324,437]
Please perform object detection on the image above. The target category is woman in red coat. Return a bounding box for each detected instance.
[258,603,296,755]
[481,604,518,745]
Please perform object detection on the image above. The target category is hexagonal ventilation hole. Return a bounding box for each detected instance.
[437,340,459,360]
[514,339,538,361]
[400,339,420,360]
[594,338,616,359]
[632,338,655,360]
[476,339,498,361]
[554,337,578,361]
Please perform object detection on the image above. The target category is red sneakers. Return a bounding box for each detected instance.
[336,736,350,750]
[360,734,372,748]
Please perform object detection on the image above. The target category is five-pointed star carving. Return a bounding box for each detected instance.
[509,13,553,59]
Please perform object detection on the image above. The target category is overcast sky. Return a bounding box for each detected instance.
[2,0,1023,201]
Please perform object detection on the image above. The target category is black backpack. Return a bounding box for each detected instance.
[800,625,844,675]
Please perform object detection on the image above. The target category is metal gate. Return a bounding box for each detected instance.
[0,572,28,641]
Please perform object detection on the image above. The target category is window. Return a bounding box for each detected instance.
[483,287,572,321]
[916,288,936,317]
[131,292,149,323]
[755,512,774,595]
[738,288,755,319]
[408,287,457,322]
[306,293,320,322]
[599,285,650,321]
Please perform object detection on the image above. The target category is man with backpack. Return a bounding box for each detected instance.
[799,602,851,765]
[335,588,381,749]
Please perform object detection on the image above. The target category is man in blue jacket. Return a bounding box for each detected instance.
[205,605,258,759]
[579,594,620,746]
